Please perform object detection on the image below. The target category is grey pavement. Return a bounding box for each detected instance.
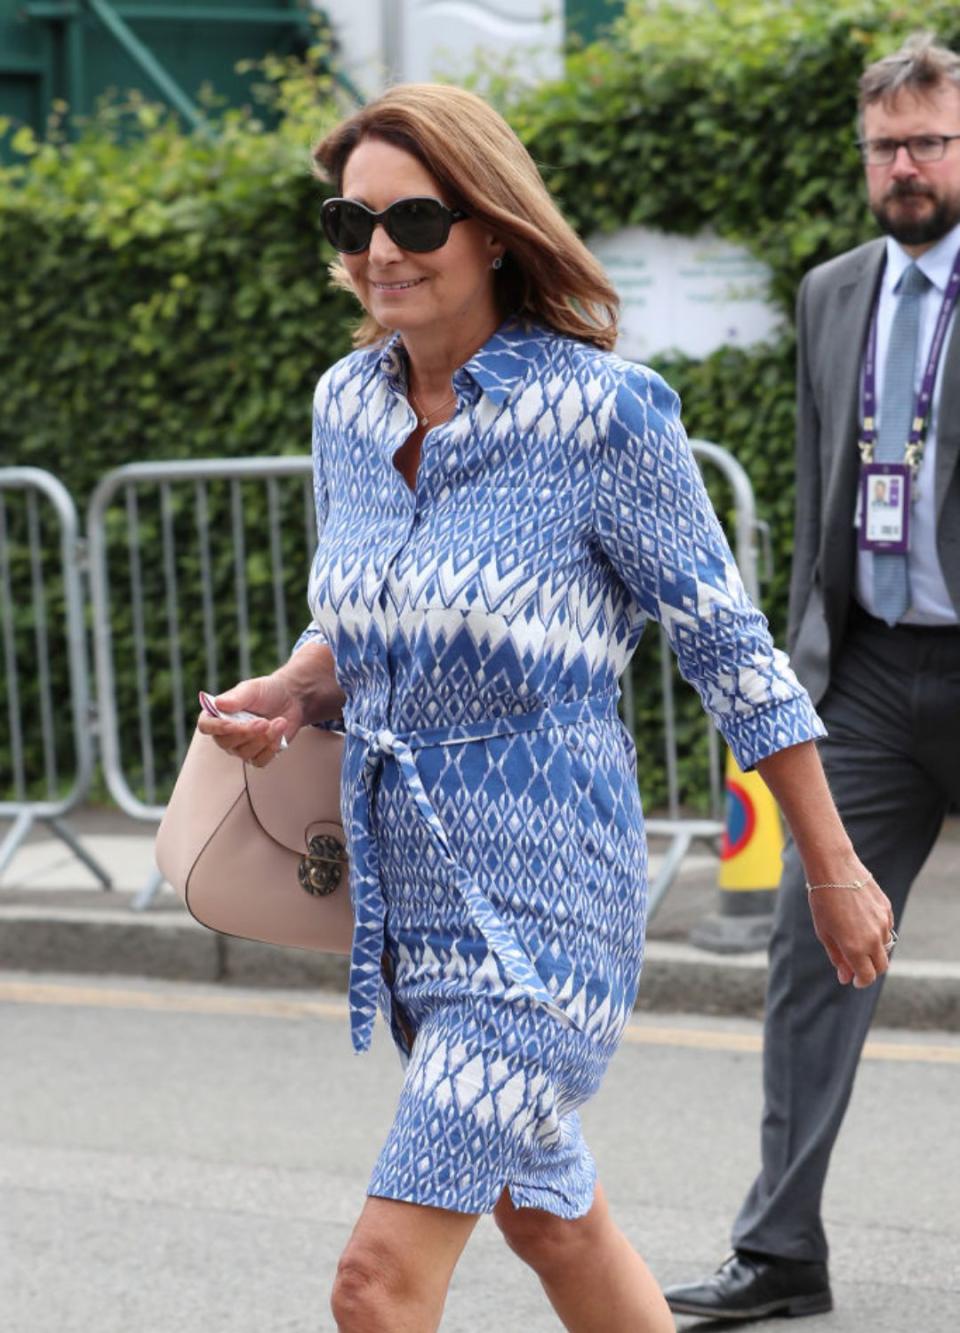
[3,972,959,1333]
[1,807,958,1030]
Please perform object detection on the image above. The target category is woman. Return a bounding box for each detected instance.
[199,84,894,1332]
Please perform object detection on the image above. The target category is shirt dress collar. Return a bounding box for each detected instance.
[377,316,555,410]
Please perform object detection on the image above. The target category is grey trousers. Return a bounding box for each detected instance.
[732,608,960,1263]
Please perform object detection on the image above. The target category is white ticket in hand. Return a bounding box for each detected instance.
[198,691,288,749]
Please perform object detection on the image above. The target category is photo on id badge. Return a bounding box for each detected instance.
[859,462,910,553]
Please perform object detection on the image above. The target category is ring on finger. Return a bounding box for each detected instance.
[884,928,898,957]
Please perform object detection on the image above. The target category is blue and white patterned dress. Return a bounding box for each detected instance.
[297,318,824,1218]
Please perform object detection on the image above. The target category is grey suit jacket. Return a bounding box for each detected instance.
[787,237,960,704]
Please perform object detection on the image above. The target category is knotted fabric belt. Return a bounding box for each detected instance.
[343,693,620,1052]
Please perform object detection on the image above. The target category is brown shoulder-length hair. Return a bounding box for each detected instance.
[312,83,619,352]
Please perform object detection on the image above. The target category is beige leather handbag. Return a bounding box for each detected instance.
[155,725,353,954]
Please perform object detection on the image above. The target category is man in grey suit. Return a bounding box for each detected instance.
[665,32,960,1321]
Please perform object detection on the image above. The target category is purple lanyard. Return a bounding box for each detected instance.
[860,249,960,466]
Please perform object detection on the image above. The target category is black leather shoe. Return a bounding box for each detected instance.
[663,1250,833,1320]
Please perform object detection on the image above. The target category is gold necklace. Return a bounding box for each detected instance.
[409,387,456,427]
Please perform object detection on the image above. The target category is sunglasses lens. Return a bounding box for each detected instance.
[322,200,371,253]
[322,197,457,253]
[387,198,449,252]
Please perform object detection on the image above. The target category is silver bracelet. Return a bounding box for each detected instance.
[805,877,869,893]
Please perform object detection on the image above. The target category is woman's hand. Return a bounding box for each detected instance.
[196,643,346,769]
[805,865,895,990]
[197,674,304,767]
[756,741,895,989]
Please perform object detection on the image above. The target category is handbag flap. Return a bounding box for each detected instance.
[244,726,344,854]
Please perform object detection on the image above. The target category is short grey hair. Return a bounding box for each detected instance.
[859,32,960,116]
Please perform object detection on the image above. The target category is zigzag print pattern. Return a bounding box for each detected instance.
[295,318,824,1216]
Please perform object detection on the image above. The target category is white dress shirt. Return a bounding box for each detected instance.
[855,220,960,624]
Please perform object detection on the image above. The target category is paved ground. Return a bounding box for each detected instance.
[3,972,958,1333]
[1,809,958,1029]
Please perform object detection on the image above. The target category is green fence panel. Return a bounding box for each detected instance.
[0,0,316,153]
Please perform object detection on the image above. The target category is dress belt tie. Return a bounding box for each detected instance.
[343,693,620,1053]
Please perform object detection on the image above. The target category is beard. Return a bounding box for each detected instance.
[871,181,960,246]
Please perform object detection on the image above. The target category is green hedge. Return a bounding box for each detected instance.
[3,5,959,808]
[0,71,355,492]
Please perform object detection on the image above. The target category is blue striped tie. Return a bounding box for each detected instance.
[873,262,929,624]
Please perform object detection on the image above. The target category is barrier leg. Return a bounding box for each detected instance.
[48,817,113,889]
[0,811,34,881]
[689,752,782,953]
[132,864,166,912]
[646,831,693,920]
[645,819,725,922]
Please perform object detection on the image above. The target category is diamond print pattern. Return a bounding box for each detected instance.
[294,317,823,1217]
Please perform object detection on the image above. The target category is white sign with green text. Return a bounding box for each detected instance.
[588,227,784,361]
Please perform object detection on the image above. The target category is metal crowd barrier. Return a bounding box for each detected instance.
[3,442,768,917]
[0,468,109,886]
[86,458,316,907]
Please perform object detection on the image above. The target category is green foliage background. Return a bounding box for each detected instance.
[2,2,958,807]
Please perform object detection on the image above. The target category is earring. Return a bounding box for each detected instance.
[491,256,503,271]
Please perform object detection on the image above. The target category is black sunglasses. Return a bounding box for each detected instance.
[321,196,469,254]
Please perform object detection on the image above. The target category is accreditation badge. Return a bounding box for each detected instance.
[858,462,910,553]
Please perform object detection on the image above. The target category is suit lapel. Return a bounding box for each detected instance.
[821,243,885,618]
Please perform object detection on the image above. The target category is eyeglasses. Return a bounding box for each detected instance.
[858,134,960,165]
[321,196,469,254]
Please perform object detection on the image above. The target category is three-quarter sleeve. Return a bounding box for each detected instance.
[592,364,825,770]
[293,393,332,655]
